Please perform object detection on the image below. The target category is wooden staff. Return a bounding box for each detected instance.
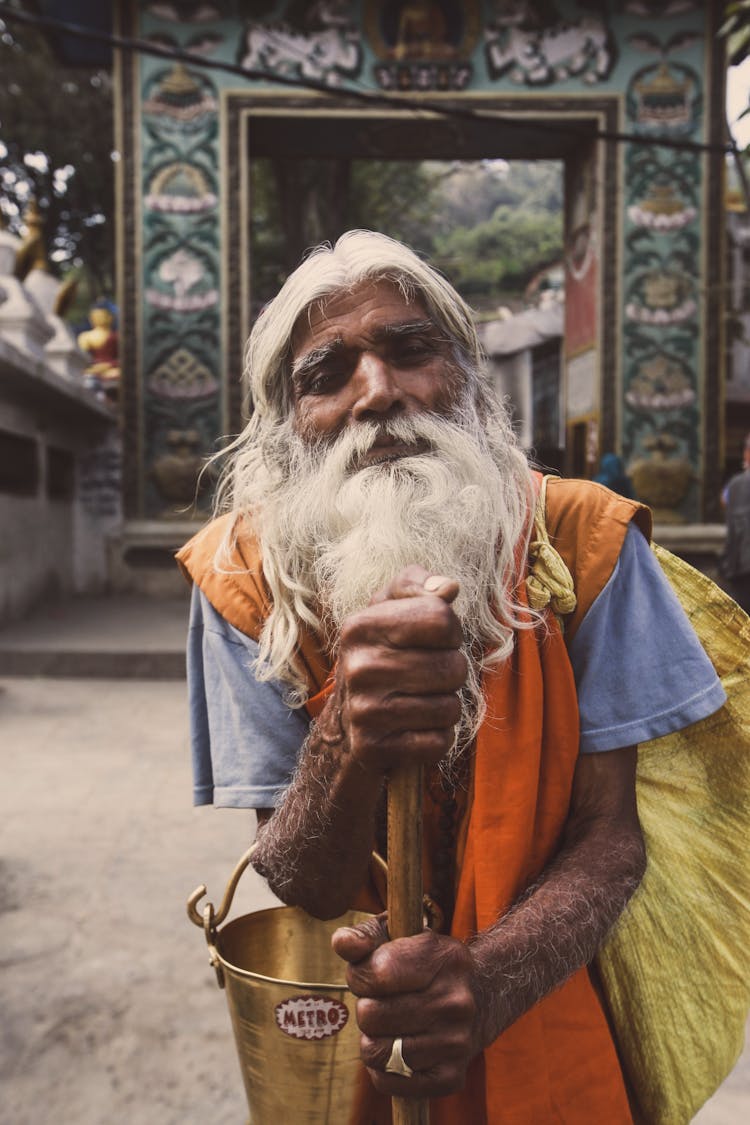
[387,762,429,1125]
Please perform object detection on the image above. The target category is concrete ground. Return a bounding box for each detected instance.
[0,596,748,1123]
[1,675,279,1125]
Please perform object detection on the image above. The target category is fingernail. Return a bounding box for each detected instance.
[424,575,448,592]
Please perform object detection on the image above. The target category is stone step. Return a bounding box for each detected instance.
[0,594,190,679]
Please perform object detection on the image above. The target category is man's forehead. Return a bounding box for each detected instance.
[291,279,430,356]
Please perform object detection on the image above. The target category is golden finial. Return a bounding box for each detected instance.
[14,197,49,278]
[23,198,43,232]
[54,274,79,317]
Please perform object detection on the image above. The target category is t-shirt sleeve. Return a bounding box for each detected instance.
[187,586,309,808]
[569,523,727,753]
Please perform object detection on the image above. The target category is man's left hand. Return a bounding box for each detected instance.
[332,914,485,1099]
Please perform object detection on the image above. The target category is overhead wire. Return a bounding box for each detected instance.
[0,2,741,159]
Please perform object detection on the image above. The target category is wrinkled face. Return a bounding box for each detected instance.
[289,280,461,461]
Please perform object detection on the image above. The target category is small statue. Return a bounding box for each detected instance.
[77,303,121,400]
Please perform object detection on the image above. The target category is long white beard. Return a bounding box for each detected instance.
[250,402,535,760]
[281,413,507,640]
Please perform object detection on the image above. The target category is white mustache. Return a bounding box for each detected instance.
[305,412,478,481]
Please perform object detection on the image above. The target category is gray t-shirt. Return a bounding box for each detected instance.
[187,524,725,809]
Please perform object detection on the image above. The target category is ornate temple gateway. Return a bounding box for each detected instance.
[113,0,727,532]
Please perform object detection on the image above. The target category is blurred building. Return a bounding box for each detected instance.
[0,209,119,623]
[479,298,565,473]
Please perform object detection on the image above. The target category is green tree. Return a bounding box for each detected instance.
[347,159,445,256]
[433,204,563,300]
[434,161,562,229]
[0,7,114,300]
[721,1,750,68]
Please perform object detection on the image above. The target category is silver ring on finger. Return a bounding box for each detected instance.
[385,1036,414,1079]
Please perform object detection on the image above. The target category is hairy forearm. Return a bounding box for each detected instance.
[252,570,466,918]
[252,697,385,918]
[469,815,646,1046]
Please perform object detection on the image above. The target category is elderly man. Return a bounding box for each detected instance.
[178,231,725,1123]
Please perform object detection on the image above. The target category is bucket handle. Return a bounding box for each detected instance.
[187,843,258,932]
[187,845,442,940]
[186,845,262,989]
[186,847,389,933]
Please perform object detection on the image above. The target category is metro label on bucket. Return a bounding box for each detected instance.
[275,995,350,1040]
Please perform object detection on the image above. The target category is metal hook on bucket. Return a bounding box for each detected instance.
[186,843,258,932]
[188,846,260,989]
[202,901,226,989]
[187,845,444,936]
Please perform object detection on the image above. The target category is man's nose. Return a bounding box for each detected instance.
[351,351,405,420]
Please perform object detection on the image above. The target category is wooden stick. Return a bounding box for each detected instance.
[387,762,430,1125]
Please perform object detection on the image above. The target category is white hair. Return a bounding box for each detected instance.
[212,230,538,738]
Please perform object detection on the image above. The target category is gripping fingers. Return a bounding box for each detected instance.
[362,1031,470,1076]
[351,691,462,733]
[343,645,468,696]
[342,597,464,652]
[360,727,457,768]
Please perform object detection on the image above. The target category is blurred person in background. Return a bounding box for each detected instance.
[720,434,750,614]
[593,452,635,499]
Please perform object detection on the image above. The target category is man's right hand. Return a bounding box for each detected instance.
[253,565,468,917]
[328,564,468,775]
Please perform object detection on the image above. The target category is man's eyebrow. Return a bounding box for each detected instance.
[290,319,443,384]
[375,318,438,340]
[291,339,345,382]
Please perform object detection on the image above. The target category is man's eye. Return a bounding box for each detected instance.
[302,367,344,395]
[390,339,436,364]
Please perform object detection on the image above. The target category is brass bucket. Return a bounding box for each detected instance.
[187,848,373,1124]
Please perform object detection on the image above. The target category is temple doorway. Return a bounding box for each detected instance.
[226,100,617,476]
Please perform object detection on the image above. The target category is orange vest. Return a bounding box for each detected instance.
[176,475,651,1124]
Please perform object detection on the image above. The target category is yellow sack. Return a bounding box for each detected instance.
[596,546,750,1124]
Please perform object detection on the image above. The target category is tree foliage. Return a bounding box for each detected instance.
[0,8,114,298]
[433,204,563,299]
[250,157,447,309]
[721,0,750,67]
[431,162,563,302]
